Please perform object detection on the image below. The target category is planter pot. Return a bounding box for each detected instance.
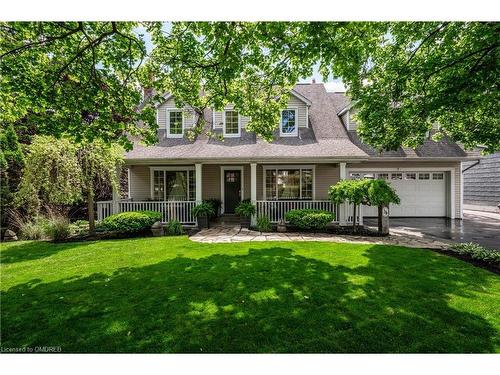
[151,221,164,237]
[240,216,251,229]
[277,222,287,233]
[197,215,209,230]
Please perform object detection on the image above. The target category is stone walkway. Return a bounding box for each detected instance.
[189,225,453,250]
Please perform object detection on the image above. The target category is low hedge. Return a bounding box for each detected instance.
[97,211,162,233]
[449,242,500,265]
[284,209,334,230]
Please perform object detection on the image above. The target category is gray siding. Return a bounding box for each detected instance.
[157,97,196,131]
[128,165,150,200]
[463,153,500,207]
[212,95,308,130]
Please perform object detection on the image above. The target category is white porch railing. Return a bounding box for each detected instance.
[96,201,113,222]
[255,200,339,223]
[96,200,198,225]
[345,203,364,225]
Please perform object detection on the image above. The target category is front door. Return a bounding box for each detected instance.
[224,170,241,213]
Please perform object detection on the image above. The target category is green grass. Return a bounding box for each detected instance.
[1,236,499,353]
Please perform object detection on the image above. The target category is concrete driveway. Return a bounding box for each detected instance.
[364,210,500,250]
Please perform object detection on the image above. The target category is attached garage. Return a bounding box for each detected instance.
[349,170,451,218]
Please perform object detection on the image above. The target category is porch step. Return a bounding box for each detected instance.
[211,214,241,227]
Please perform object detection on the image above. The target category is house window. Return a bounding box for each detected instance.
[391,173,403,180]
[419,173,430,180]
[167,110,183,138]
[226,172,238,182]
[363,173,375,179]
[265,167,313,200]
[405,173,416,180]
[152,169,195,201]
[377,173,389,180]
[280,109,297,136]
[350,173,362,180]
[224,110,240,136]
[432,172,444,180]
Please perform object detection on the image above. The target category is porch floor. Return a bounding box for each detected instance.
[189,226,453,250]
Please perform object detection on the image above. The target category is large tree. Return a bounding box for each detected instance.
[148,21,499,151]
[0,22,157,150]
[2,22,498,151]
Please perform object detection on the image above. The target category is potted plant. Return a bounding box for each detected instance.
[192,203,215,230]
[235,200,256,229]
[204,198,222,218]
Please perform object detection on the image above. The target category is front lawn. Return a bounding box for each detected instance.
[1,237,499,353]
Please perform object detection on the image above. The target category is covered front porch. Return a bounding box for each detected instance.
[97,162,361,226]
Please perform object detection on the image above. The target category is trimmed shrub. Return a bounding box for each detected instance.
[45,216,71,241]
[70,220,89,236]
[166,220,184,236]
[449,242,500,265]
[97,211,162,233]
[285,209,334,231]
[256,216,272,232]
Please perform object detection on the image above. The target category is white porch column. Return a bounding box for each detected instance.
[195,163,203,202]
[339,162,347,225]
[111,166,121,214]
[250,163,257,226]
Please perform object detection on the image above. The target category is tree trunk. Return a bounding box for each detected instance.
[378,205,383,233]
[352,204,357,233]
[378,204,390,235]
[87,190,95,236]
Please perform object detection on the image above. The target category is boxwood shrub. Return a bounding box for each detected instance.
[284,209,334,230]
[97,211,162,233]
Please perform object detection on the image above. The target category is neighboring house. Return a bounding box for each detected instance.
[463,152,500,213]
[97,83,478,226]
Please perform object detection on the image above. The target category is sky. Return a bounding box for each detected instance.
[135,23,346,93]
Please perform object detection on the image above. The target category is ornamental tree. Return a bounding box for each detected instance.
[328,179,367,232]
[363,179,400,234]
[15,135,123,234]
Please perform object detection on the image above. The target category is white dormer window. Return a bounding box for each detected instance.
[223,110,240,137]
[167,109,184,138]
[280,108,298,136]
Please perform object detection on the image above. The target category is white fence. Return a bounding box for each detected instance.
[256,200,339,223]
[97,200,197,225]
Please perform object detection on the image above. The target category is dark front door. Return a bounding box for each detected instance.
[224,170,241,213]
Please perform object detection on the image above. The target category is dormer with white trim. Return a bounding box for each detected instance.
[156,94,196,139]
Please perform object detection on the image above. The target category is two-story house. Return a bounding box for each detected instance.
[97,83,477,226]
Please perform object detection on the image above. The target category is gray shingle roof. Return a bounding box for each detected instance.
[125,83,474,162]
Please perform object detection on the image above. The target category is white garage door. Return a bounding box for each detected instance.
[351,171,447,217]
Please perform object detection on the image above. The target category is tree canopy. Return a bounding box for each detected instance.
[2,22,498,151]
[0,22,157,150]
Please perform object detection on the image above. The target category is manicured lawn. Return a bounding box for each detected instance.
[1,236,499,353]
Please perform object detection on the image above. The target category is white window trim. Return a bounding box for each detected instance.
[262,165,315,200]
[149,166,195,201]
[220,166,244,214]
[279,107,298,137]
[223,109,241,137]
[167,109,185,138]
